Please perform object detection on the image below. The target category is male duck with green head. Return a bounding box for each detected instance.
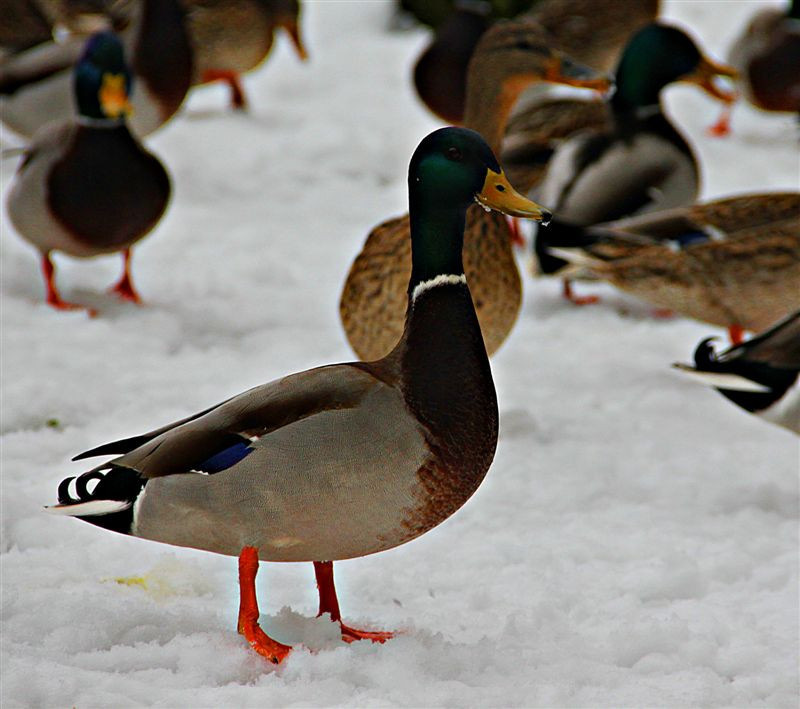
[532,22,737,285]
[6,31,170,312]
[48,127,550,662]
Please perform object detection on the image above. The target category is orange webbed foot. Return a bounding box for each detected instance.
[339,623,395,644]
[562,280,599,306]
[238,546,292,664]
[109,249,142,304]
[707,108,732,137]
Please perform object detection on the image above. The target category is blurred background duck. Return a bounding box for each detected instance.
[709,0,800,136]
[341,19,610,361]
[411,0,657,125]
[674,310,800,435]
[529,22,738,303]
[5,31,171,313]
[183,0,308,111]
[542,192,800,343]
[0,0,192,138]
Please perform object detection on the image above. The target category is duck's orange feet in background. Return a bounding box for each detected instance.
[41,253,97,316]
[707,107,732,137]
[202,69,247,110]
[238,546,292,663]
[109,249,142,303]
[728,324,746,345]
[506,216,526,248]
[562,279,599,306]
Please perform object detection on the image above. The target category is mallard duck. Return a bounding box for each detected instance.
[412,0,655,124]
[183,0,307,110]
[46,127,549,663]
[543,193,800,342]
[0,0,192,138]
[6,31,171,312]
[673,310,800,435]
[502,0,661,192]
[341,20,609,361]
[710,0,800,135]
[530,22,738,303]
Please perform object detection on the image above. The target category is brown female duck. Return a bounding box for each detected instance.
[341,19,609,361]
[184,0,307,110]
[545,193,800,343]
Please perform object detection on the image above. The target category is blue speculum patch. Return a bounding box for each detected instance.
[197,441,254,473]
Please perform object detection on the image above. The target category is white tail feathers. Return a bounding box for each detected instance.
[671,363,770,393]
[44,499,132,516]
[546,247,603,279]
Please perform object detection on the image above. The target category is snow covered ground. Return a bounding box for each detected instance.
[1,1,797,706]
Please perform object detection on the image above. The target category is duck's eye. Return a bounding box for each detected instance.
[496,184,505,192]
[446,147,462,161]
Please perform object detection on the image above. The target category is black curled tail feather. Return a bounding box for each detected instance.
[57,465,146,535]
[533,218,593,275]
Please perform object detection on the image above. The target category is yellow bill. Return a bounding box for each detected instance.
[99,72,133,118]
[683,55,739,104]
[475,168,552,223]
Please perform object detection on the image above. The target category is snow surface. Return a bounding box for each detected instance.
[1,1,798,706]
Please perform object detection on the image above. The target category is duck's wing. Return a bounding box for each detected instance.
[0,34,82,96]
[537,128,698,226]
[71,363,390,479]
[583,192,800,252]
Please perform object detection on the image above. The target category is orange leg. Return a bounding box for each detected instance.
[728,324,745,345]
[505,216,526,248]
[201,69,247,110]
[707,106,732,137]
[109,249,142,303]
[237,547,292,663]
[314,561,394,644]
[562,279,599,306]
[40,253,96,316]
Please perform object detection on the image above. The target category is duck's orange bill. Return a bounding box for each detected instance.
[99,72,133,118]
[476,169,552,223]
[683,56,739,104]
[545,55,614,94]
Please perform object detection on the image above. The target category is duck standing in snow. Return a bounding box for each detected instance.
[183,0,308,110]
[674,310,800,435]
[540,192,800,343]
[46,127,551,663]
[531,22,737,303]
[341,19,609,361]
[0,0,192,138]
[6,31,171,312]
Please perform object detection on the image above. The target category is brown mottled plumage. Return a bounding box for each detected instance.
[552,193,800,334]
[341,19,610,361]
